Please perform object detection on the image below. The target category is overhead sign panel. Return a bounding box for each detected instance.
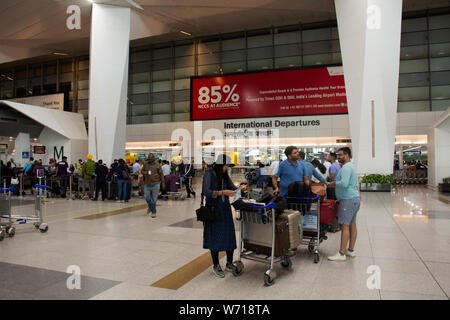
[191,66,348,120]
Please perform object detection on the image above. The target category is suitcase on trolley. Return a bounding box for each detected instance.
[243,215,290,257]
[280,210,302,250]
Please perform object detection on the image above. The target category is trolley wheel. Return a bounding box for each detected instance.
[264,274,275,286]
[314,252,320,263]
[39,224,48,233]
[7,227,15,237]
[34,223,40,229]
[281,258,292,270]
[308,244,315,253]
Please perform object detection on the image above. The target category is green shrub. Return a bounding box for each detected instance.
[361,174,395,185]
[443,177,450,184]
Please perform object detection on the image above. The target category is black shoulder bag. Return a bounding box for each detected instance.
[195,172,222,223]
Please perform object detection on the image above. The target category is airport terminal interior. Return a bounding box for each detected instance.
[1,0,450,301]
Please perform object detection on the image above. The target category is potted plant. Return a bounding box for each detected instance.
[360,174,395,192]
[439,177,450,193]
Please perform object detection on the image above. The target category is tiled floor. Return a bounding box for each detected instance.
[0,184,449,300]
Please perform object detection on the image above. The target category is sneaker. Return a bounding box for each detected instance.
[213,265,225,278]
[345,250,357,258]
[327,252,347,261]
[115,200,121,203]
[151,213,156,218]
[225,263,235,272]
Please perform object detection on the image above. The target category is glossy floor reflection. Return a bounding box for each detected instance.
[0,184,449,300]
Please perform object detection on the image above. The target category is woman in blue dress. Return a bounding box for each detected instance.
[202,154,238,278]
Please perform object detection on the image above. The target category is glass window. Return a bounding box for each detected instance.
[152,81,171,92]
[430,57,450,71]
[152,47,172,60]
[397,100,430,112]
[78,80,89,90]
[175,55,194,68]
[152,70,171,81]
[130,72,149,84]
[61,62,72,73]
[275,56,301,69]
[302,28,331,42]
[400,59,429,73]
[275,44,301,58]
[130,104,150,116]
[432,99,450,111]
[331,27,339,39]
[152,103,171,114]
[152,58,171,71]
[401,17,427,33]
[129,94,148,105]
[78,60,89,70]
[332,52,342,64]
[174,113,190,122]
[303,53,332,66]
[431,85,450,100]
[175,101,189,113]
[198,53,220,65]
[131,83,149,94]
[274,31,300,45]
[223,38,245,51]
[131,50,150,63]
[430,43,450,58]
[431,71,450,86]
[429,29,450,44]
[221,50,246,63]
[175,44,195,57]
[248,59,273,71]
[174,78,190,90]
[175,67,194,79]
[152,114,172,123]
[130,115,151,124]
[78,89,89,100]
[198,64,220,76]
[248,34,272,48]
[400,45,428,60]
[401,31,428,46]
[398,87,429,101]
[198,40,220,54]
[15,69,26,80]
[429,14,450,30]
[247,47,273,60]
[222,61,245,74]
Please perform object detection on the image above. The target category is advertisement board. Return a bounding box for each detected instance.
[8,93,64,111]
[191,66,347,120]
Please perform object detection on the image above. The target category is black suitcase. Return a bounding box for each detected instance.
[107,181,117,200]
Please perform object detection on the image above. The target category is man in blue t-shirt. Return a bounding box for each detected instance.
[327,147,360,262]
[328,152,341,181]
[272,146,306,197]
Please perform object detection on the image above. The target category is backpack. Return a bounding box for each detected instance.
[287,181,313,198]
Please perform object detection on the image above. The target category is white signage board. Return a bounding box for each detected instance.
[9,93,64,111]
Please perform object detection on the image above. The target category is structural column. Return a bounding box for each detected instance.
[88,3,131,165]
[14,133,30,167]
[335,0,403,175]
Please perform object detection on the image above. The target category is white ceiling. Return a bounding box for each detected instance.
[0,0,449,66]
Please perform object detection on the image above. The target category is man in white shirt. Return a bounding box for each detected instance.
[162,160,171,177]
[268,160,280,178]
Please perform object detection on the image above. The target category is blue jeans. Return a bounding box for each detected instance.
[145,183,160,214]
[117,179,127,200]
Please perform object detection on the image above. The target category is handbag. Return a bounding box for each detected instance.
[196,195,222,223]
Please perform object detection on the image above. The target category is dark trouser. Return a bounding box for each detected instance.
[210,250,234,266]
[95,180,106,200]
[184,177,195,197]
[60,175,68,196]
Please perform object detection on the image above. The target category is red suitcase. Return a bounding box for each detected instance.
[320,200,338,225]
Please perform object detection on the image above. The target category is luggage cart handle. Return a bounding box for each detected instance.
[0,187,14,193]
[35,184,52,190]
[283,194,320,200]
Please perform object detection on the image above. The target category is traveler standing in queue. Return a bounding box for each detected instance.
[93,160,108,201]
[272,146,306,196]
[55,156,69,198]
[81,154,96,199]
[141,153,165,217]
[327,147,360,261]
[115,159,130,203]
[202,154,238,278]
[300,151,328,186]
[161,160,171,195]
[327,152,340,181]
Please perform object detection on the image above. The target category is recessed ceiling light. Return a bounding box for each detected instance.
[237,68,243,72]
[180,30,192,36]
[53,52,69,56]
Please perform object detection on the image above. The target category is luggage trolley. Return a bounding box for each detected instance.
[234,200,293,286]
[3,184,50,234]
[0,187,15,240]
[284,194,324,263]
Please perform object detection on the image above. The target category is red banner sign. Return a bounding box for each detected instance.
[191,66,347,120]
